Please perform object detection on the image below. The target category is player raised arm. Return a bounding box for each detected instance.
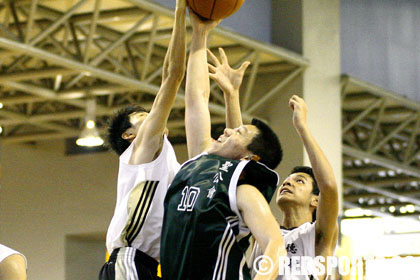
[207,47,250,129]
[237,184,286,280]
[185,11,220,158]
[131,0,187,163]
[289,95,339,255]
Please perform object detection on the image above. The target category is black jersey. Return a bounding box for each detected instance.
[160,153,278,280]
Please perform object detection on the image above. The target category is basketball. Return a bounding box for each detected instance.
[187,0,245,20]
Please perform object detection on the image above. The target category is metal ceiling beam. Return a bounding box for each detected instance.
[342,75,420,112]
[343,98,382,134]
[343,145,420,179]
[24,0,37,43]
[365,177,420,188]
[343,201,394,218]
[3,81,87,109]
[65,14,153,89]
[29,0,88,47]
[369,114,416,153]
[0,67,76,82]
[0,38,254,123]
[343,166,388,177]
[0,109,79,134]
[404,113,420,163]
[246,67,303,113]
[344,178,420,205]
[0,37,159,94]
[83,0,101,63]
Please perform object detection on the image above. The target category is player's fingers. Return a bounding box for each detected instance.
[208,63,217,73]
[289,99,298,110]
[218,48,229,64]
[238,61,250,73]
[207,49,220,66]
[209,73,217,81]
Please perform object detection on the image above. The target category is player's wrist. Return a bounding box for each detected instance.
[295,122,308,134]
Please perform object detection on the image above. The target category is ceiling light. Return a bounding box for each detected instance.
[354,160,362,166]
[86,120,95,129]
[389,206,396,213]
[400,207,407,214]
[387,170,396,177]
[344,208,365,217]
[363,210,373,216]
[405,205,415,213]
[0,103,3,109]
[0,126,3,134]
[378,171,386,177]
[76,99,104,147]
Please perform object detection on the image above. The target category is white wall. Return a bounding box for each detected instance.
[341,0,420,101]
[0,141,118,279]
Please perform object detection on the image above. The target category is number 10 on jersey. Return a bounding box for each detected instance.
[177,186,200,212]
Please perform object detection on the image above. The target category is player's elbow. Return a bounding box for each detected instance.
[320,180,338,194]
[185,89,209,106]
[164,64,186,83]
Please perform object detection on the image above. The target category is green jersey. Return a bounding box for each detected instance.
[160,153,278,280]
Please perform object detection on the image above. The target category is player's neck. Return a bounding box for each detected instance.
[280,206,312,229]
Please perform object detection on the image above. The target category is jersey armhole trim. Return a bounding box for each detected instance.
[228,160,250,230]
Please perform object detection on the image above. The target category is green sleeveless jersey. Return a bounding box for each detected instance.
[160,153,278,280]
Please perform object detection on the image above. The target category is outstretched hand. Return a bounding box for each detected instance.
[289,95,308,132]
[207,47,250,94]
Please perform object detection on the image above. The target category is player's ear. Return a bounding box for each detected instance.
[310,195,319,208]
[122,129,136,141]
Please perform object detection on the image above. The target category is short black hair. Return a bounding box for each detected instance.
[247,118,283,169]
[107,105,148,155]
[290,166,319,221]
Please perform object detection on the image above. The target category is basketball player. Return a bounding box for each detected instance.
[0,244,27,280]
[250,96,339,280]
[99,1,187,279]
[160,11,286,280]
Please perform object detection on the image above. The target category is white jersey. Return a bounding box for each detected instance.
[0,244,27,268]
[250,222,316,280]
[106,135,180,261]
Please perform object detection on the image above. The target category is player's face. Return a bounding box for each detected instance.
[129,111,149,134]
[211,125,260,160]
[276,172,315,206]
[123,111,169,142]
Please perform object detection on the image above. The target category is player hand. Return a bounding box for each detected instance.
[176,0,186,10]
[207,47,250,94]
[189,8,221,33]
[289,95,308,132]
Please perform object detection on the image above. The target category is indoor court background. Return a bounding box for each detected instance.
[0,0,419,279]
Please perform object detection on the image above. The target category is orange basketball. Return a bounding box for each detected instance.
[187,0,245,20]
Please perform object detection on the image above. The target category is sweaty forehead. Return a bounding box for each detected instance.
[129,111,147,117]
[291,172,313,182]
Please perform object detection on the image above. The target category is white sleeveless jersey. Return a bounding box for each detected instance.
[106,135,180,261]
[250,222,316,280]
[0,244,27,268]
